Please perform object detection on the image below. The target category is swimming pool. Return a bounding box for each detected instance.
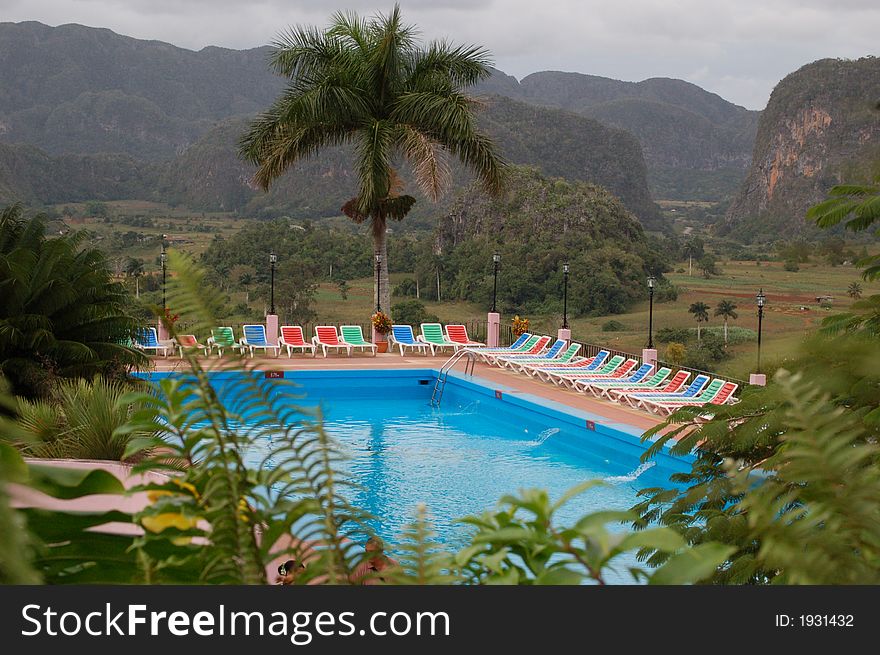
[145,367,692,578]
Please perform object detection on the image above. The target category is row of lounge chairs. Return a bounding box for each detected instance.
[467,332,739,416]
[133,322,487,359]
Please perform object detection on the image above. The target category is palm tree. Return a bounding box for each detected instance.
[689,301,710,342]
[847,282,863,299]
[240,5,505,311]
[714,299,738,344]
[0,204,145,398]
[682,237,704,277]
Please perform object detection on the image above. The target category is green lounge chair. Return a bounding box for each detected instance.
[340,325,378,356]
[207,326,241,356]
[418,323,459,356]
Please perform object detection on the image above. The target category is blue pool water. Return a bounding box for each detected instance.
[145,368,692,582]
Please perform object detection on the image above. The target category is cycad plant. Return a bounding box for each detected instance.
[240,5,506,311]
[0,204,145,398]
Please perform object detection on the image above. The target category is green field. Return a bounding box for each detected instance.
[57,201,879,379]
[307,260,878,380]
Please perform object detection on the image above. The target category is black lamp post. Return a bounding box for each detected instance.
[756,288,766,373]
[160,234,167,313]
[269,251,277,315]
[647,275,656,349]
[375,253,382,313]
[491,252,500,313]
[562,262,570,329]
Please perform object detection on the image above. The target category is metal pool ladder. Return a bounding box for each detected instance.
[431,349,477,406]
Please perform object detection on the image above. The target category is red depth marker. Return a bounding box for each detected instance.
[586,420,596,431]
[264,371,284,379]
[495,390,503,400]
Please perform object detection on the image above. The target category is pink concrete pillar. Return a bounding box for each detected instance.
[557,328,571,342]
[642,348,657,368]
[487,312,500,347]
[749,373,767,386]
[266,314,279,345]
[157,320,169,341]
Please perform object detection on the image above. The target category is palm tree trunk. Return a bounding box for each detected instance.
[373,219,391,312]
[697,322,701,342]
[723,319,728,344]
[688,255,692,276]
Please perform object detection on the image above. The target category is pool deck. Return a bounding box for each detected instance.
[150,353,665,434]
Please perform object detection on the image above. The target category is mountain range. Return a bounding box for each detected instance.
[0,20,760,229]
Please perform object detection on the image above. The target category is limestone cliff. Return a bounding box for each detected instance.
[723,57,880,238]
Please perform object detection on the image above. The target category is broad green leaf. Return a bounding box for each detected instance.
[26,465,126,499]
[649,543,736,585]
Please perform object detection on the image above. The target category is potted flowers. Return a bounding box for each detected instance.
[512,314,530,338]
[371,310,392,353]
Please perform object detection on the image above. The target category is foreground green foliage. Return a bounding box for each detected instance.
[0,204,145,398]
[634,334,880,583]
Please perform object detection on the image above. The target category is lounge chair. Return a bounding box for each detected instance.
[541,354,624,385]
[340,325,378,356]
[557,358,638,389]
[496,338,567,369]
[206,327,240,356]
[639,379,732,415]
[418,323,460,356]
[483,335,552,366]
[445,324,485,347]
[623,374,710,409]
[573,363,653,394]
[173,334,208,358]
[313,326,353,357]
[607,371,690,403]
[507,343,582,373]
[468,332,533,358]
[589,367,673,400]
[388,325,431,356]
[529,350,609,380]
[135,327,170,357]
[647,381,739,416]
[279,326,317,357]
[239,324,281,358]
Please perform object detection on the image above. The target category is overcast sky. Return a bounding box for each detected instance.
[2,0,878,110]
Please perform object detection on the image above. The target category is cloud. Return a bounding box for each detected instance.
[1,0,877,109]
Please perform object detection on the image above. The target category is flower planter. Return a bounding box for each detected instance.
[376,340,389,354]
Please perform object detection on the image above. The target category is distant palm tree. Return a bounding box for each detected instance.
[689,301,710,342]
[847,281,863,299]
[682,238,704,276]
[240,5,505,311]
[714,299,738,343]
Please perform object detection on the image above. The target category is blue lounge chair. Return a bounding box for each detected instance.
[135,327,170,357]
[389,325,431,356]
[240,324,280,357]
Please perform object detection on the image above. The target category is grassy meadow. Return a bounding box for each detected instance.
[53,200,879,379]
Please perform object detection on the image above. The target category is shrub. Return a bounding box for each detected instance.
[654,281,679,303]
[390,300,438,326]
[665,342,687,365]
[657,327,691,344]
[601,320,626,332]
[784,259,800,272]
[393,278,418,297]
